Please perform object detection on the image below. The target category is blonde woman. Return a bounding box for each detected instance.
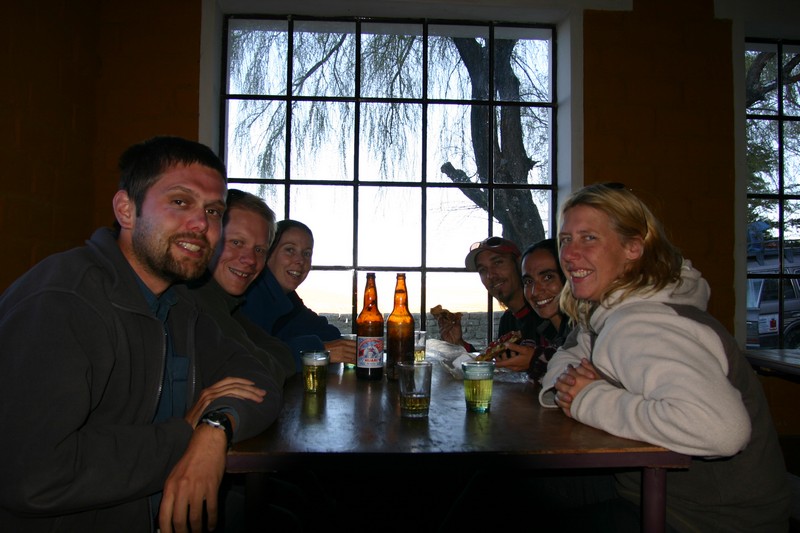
[541,182,789,531]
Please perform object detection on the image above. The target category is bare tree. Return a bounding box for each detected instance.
[227,22,551,249]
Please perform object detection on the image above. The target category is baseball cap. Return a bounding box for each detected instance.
[464,237,522,271]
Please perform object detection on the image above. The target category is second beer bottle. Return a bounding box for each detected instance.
[386,273,415,380]
[356,272,384,380]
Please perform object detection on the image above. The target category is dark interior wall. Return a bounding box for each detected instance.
[583,0,735,332]
[1,0,201,291]
[90,1,203,230]
[2,1,101,289]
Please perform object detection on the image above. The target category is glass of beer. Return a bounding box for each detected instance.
[301,350,330,393]
[461,360,495,413]
[341,334,357,369]
[413,330,426,362]
[397,361,433,418]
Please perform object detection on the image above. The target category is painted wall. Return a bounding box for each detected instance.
[2,0,202,290]
[583,1,735,329]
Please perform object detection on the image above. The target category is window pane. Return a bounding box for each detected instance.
[745,43,778,115]
[226,100,286,180]
[227,19,288,96]
[428,25,489,100]
[494,188,550,249]
[291,101,354,181]
[784,45,800,116]
[293,21,356,98]
[425,272,492,346]
[747,199,776,271]
[786,121,800,192]
[357,186,421,267]
[494,105,551,184]
[354,271,421,318]
[426,187,497,268]
[359,102,421,182]
[495,26,552,103]
[226,183,285,221]
[361,23,422,99]
[298,270,354,316]
[289,185,354,267]
[787,199,800,247]
[427,103,489,184]
[746,118,779,194]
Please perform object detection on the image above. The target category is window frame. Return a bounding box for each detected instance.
[745,37,800,349]
[217,14,559,344]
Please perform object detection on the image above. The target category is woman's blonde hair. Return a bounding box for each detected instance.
[558,183,684,325]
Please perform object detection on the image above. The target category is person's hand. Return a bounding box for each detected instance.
[184,377,265,428]
[436,314,464,346]
[554,358,598,418]
[324,338,356,364]
[495,341,535,372]
[159,423,228,533]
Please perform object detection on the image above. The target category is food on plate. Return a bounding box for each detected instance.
[430,304,462,324]
[475,330,522,361]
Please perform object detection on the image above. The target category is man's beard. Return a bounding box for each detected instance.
[131,220,212,283]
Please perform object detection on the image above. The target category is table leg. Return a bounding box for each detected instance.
[641,467,666,533]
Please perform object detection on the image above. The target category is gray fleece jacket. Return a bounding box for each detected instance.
[0,228,283,532]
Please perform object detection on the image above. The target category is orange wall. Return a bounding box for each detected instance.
[1,0,201,290]
[584,1,735,332]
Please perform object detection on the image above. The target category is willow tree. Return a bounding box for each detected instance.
[227,21,552,249]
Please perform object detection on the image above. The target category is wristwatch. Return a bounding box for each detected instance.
[198,410,233,449]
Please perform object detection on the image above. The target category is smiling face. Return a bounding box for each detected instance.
[558,204,642,303]
[267,226,314,293]
[475,250,523,308]
[522,248,564,321]
[211,207,270,296]
[115,163,226,295]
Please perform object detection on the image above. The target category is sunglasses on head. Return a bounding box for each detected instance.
[470,236,506,251]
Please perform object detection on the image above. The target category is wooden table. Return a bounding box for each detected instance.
[228,362,689,532]
[745,348,800,378]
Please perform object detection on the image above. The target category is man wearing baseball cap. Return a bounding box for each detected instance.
[436,237,545,371]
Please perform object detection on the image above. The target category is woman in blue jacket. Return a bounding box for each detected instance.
[242,220,356,371]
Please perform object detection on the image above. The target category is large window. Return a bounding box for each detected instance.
[220,16,556,346]
[745,39,800,349]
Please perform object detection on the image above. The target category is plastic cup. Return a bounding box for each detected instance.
[413,330,427,362]
[461,360,495,413]
[301,350,330,393]
[341,334,357,369]
[397,361,433,418]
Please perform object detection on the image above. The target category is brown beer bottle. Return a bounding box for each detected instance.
[385,273,415,380]
[356,272,384,380]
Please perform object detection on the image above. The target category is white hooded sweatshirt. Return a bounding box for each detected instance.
[539,260,750,457]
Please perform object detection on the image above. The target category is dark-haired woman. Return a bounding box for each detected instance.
[505,238,572,383]
[242,219,355,371]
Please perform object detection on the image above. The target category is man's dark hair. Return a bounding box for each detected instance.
[118,136,227,215]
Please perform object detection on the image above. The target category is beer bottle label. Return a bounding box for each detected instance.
[357,336,384,368]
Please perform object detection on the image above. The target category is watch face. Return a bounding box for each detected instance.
[201,411,232,447]
[204,411,226,424]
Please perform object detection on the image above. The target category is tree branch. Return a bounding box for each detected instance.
[292,34,348,93]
